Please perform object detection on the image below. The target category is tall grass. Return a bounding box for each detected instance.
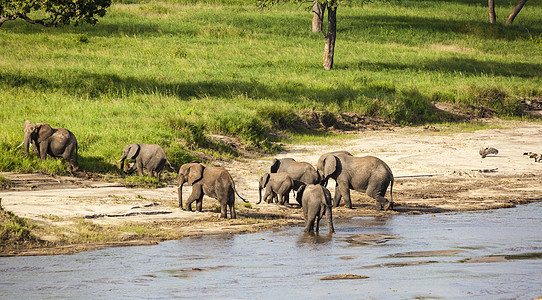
[0,0,540,174]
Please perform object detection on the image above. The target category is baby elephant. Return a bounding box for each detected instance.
[119,143,173,181]
[297,184,335,234]
[257,172,295,205]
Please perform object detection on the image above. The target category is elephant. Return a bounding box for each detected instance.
[296,184,334,234]
[177,162,248,219]
[317,152,394,210]
[119,143,173,181]
[22,120,78,171]
[257,172,295,205]
[270,157,322,189]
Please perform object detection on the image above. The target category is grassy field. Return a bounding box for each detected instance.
[0,0,541,175]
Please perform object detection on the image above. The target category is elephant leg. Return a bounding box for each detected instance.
[326,206,334,233]
[335,184,353,209]
[282,191,290,205]
[343,188,353,209]
[220,202,228,218]
[367,185,390,211]
[39,142,48,160]
[315,211,321,232]
[229,202,236,219]
[126,163,136,174]
[305,215,316,232]
[62,144,78,171]
[136,159,144,176]
[186,185,203,211]
[196,199,203,212]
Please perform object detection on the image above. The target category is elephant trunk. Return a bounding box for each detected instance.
[178,178,186,209]
[317,170,327,186]
[258,186,263,204]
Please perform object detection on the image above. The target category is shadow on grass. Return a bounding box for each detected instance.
[337,56,542,79]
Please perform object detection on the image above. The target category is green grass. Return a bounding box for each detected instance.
[1,0,541,175]
[0,206,43,249]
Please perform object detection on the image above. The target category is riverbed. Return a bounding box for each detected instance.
[1,202,541,299]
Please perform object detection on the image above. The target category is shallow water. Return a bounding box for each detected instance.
[1,203,542,299]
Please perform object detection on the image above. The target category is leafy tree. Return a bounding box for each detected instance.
[0,0,111,27]
[259,0,339,70]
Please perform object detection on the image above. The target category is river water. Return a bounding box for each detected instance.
[1,203,541,299]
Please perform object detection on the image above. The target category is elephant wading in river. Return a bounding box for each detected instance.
[317,151,394,210]
[119,143,173,181]
[22,120,78,171]
[257,172,295,205]
[297,184,334,234]
[177,162,248,219]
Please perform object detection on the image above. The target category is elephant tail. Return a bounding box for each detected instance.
[228,173,249,203]
[235,188,249,203]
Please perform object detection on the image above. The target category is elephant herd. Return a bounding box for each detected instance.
[20,120,395,234]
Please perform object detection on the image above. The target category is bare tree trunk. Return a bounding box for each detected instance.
[323,5,337,70]
[312,1,324,33]
[505,0,528,25]
[488,0,496,23]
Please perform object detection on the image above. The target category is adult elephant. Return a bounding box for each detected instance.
[177,162,248,219]
[317,151,394,210]
[270,158,322,189]
[118,143,173,181]
[270,158,322,206]
[22,120,78,171]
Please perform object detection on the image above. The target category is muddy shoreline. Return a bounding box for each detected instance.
[2,121,542,256]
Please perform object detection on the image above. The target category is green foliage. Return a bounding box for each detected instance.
[0,207,40,248]
[0,0,541,175]
[0,0,112,27]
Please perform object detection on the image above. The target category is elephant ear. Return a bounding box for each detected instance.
[323,155,338,178]
[127,144,140,159]
[270,159,280,173]
[260,173,270,187]
[188,163,204,185]
[37,123,53,143]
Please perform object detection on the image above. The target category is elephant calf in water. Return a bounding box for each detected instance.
[119,143,173,181]
[297,184,334,234]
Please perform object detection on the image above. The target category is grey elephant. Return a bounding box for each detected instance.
[317,151,394,210]
[296,184,334,233]
[177,162,248,219]
[119,143,173,181]
[270,157,322,189]
[257,172,295,205]
[22,120,78,171]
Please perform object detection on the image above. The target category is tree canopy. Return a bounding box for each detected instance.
[0,0,111,27]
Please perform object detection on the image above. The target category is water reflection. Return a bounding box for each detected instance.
[1,203,541,299]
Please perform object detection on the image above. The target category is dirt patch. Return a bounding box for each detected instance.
[1,120,542,256]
